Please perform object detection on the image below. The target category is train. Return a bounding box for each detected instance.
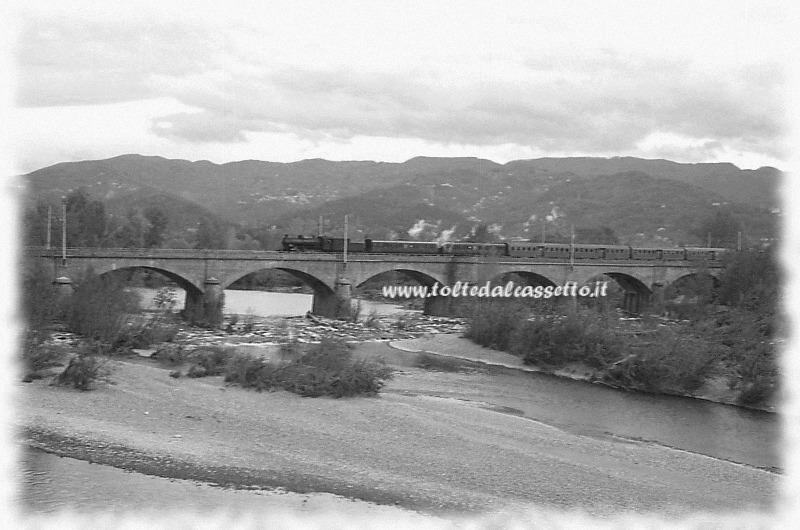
[280,235,728,262]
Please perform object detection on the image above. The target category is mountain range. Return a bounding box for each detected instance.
[21,154,782,248]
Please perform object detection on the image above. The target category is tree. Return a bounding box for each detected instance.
[23,201,52,247]
[195,216,226,249]
[717,248,779,314]
[64,188,108,247]
[108,209,145,248]
[693,211,741,248]
[143,206,168,248]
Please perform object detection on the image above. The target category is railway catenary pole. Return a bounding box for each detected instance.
[61,196,67,266]
[343,214,348,270]
[569,224,577,314]
[46,204,51,250]
[569,225,575,270]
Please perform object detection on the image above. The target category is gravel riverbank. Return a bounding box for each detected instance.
[17,334,780,524]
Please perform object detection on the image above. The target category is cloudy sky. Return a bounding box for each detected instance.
[6,0,792,173]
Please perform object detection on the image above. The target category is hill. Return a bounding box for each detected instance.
[21,154,782,248]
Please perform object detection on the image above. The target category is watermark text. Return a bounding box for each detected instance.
[382,280,609,299]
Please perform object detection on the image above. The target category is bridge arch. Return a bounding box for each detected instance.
[663,271,722,301]
[669,270,722,287]
[354,267,446,290]
[223,266,335,296]
[222,265,345,318]
[486,270,558,288]
[78,262,204,293]
[354,268,450,316]
[352,266,448,290]
[95,266,202,296]
[80,264,211,323]
[577,271,653,313]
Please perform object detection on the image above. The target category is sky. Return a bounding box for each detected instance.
[5,0,794,173]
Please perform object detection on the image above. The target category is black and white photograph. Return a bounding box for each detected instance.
[3,1,798,528]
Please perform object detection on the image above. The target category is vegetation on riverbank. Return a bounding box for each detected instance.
[465,249,780,407]
[20,262,183,389]
[152,339,393,397]
[222,339,393,397]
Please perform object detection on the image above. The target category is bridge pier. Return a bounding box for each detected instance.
[650,282,665,312]
[182,278,224,326]
[622,292,642,314]
[53,276,73,312]
[53,276,73,297]
[311,279,352,319]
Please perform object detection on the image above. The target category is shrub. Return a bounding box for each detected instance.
[21,333,64,381]
[188,346,229,376]
[154,343,185,365]
[734,341,779,406]
[55,353,109,391]
[223,338,393,397]
[737,376,777,406]
[225,314,240,333]
[21,259,61,334]
[346,299,363,322]
[66,270,142,345]
[603,331,720,394]
[464,300,526,351]
[187,365,209,378]
[363,309,381,329]
[393,314,409,330]
[509,309,624,369]
[242,313,257,333]
[224,352,277,391]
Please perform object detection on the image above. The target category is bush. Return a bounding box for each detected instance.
[21,260,61,335]
[225,314,239,333]
[21,334,64,381]
[737,376,777,406]
[603,331,721,394]
[393,314,409,330]
[66,270,142,345]
[189,346,229,376]
[363,309,381,329]
[733,341,779,406]
[55,353,109,391]
[223,338,393,397]
[154,343,185,365]
[224,352,278,391]
[464,300,526,351]
[509,309,624,369]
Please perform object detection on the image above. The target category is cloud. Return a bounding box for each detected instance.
[13,10,787,165]
[15,17,220,107]
[146,57,784,159]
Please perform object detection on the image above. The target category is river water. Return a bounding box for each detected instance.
[134,287,406,317]
[18,289,780,514]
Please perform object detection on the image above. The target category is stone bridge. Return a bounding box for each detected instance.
[31,247,723,320]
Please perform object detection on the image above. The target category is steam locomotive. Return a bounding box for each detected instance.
[281,235,727,262]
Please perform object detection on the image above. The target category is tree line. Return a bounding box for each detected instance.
[23,188,279,250]
[24,188,754,251]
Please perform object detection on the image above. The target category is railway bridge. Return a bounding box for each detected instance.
[30,247,723,320]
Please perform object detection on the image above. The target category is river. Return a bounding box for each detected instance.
[132,287,407,317]
[18,288,780,516]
